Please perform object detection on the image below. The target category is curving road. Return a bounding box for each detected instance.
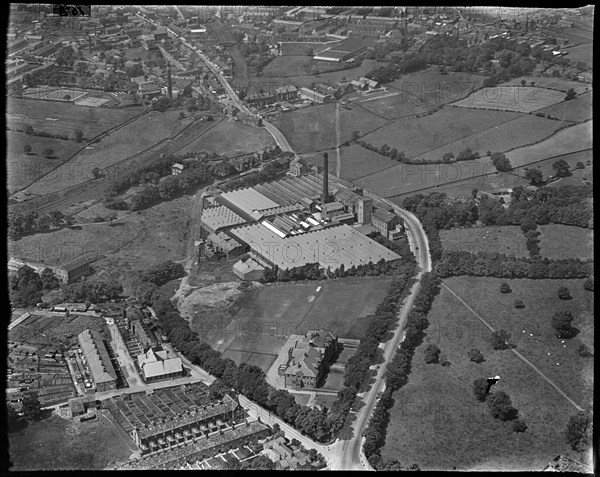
[135,12,435,470]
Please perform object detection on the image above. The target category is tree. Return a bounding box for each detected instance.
[7,405,26,432]
[491,152,512,172]
[552,159,571,178]
[43,148,55,158]
[467,348,485,363]
[499,282,512,293]
[24,144,32,154]
[524,168,543,186]
[565,410,592,452]
[583,277,594,291]
[557,286,571,300]
[487,391,518,421]
[490,329,511,350]
[512,419,527,433]
[22,394,42,421]
[40,268,59,290]
[423,343,441,364]
[91,167,103,179]
[564,88,576,100]
[442,152,455,163]
[351,130,360,141]
[552,310,574,338]
[74,129,84,143]
[514,299,525,309]
[575,161,585,169]
[473,378,489,401]
[520,79,527,87]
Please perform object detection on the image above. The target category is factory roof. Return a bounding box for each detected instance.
[207,232,242,252]
[201,205,246,232]
[229,223,400,271]
[218,188,279,217]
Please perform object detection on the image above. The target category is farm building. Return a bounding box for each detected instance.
[137,348,183,383]
[78,329,118,392]
[278,330,339,389]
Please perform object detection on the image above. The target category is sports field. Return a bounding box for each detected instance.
[361,108,523,161]
[176,120,276,157]
[260,55,345,77]
[6,97,143,140]
[451,86,566,113]
[381,276,593,470]
[211,276,393,372]
[439,226,528,258]
[537,224,594,260]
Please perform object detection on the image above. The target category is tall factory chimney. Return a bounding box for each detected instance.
[167,61,173,100]
[322,152,329,205]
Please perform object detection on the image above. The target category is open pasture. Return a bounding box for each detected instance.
[451,86,566,113]
[361,108,523,161]
[381,276,593,470]
[7,130,82,193]
[271,102,388,153]
[506,76,591,94]
[413,114,565,163]
[439,226,528,258]
[346,89,434,119]
[564,42,593,66]
[177,120,276,157]
[301,144,399,181]
[535,91,592,123]
[22,109,191,196]
[537,224,594,260]
[506,120,592,169]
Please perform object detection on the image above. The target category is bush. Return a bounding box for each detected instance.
[565,410,592,452]
[473,378,489,402]
[487,391,518,421]
[467,348,485,363]
[583,277,593,291]
[423,343,441,364]
[499,282,512,294]
[490,329,511,350]
[512,419,527,433]
[557,286,571,300]
[551,310,574,338]
[513,299,525,309]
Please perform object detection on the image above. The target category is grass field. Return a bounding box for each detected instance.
[8,195,190,289]
[271,102,388,153]
[8,412,135,470]
[519,149,592,180]
[361,108,523,161]
[22,109,192,196]
[564,43,593,66]
[346,90,434,119]
[381,276,594,470]
[6,97,143,139]
[414,114,565,163]
[249,59,380,91]
[176,119,275,157]
[506,76,591,94]
[439,226,528,258]
[7,130,83,193]
[301,144,398,181]
[261,55,346,77]
[387,67,485,104]
[203,277,393,371]
[535,91,593,123]
[451,86,566,113]
[538,224,594,260]
[506,120,592,169]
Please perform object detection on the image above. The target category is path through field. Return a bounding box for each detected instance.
[442,283,584,412]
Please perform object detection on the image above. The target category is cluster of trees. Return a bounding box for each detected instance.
[9,210,73,240]
[363,272,440,467]
[240,41,275,76]
[262,259,403,284]
[565,410,593,452]
[468,348,485,363]
[490,152,513,172]
[15,123,73,142]
[10,265,45,307]
[131,261,185,305]
[551,310,575,338]
[473,382,526,431]
[61,280,123,303]
[366,52,428,84]
[435,251,592,279]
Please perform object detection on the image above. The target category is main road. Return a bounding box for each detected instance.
[136,12,434,470]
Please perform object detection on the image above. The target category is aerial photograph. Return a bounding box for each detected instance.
[5,4,593,472]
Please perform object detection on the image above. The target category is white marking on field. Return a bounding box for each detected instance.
[316,286,321,292]
[308,295,315,303]
[360,92,399,103]
[45,117,58,121]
